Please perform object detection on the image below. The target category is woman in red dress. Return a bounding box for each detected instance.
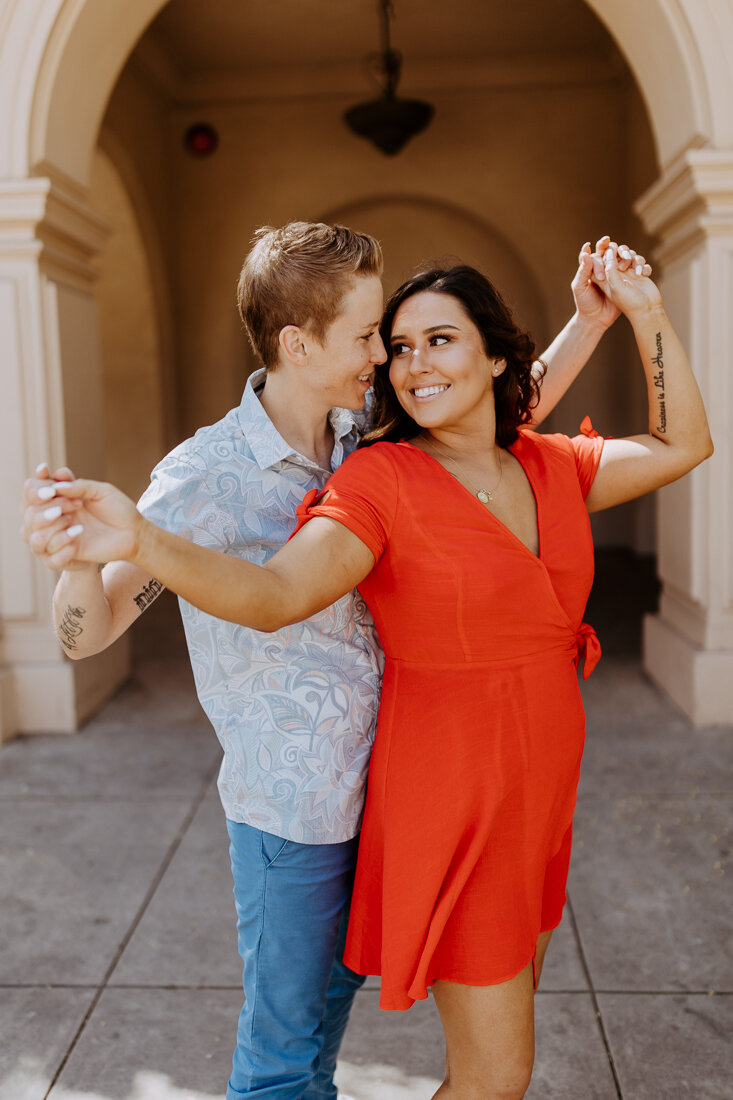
[34,242,712,1099]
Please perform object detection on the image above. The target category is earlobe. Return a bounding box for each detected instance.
[491,359,507,377]
[279,325,308,366]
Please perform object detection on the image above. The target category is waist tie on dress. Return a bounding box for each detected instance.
[575,622,601,680]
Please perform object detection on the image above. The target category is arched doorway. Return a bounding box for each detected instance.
[0,0,730,731]
[322,194,548,337]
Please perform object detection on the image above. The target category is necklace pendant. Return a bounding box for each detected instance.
[477,488,492,504]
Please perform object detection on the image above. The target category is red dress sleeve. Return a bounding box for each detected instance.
[291,443,399,561]
[571,416,605,500]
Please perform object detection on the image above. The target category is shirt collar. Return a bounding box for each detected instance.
[237,368,360,472]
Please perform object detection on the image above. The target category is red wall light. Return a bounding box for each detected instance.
[184,123,219,157]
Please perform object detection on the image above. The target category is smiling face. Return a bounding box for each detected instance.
[388,290,505,433]
[305,275,386,410]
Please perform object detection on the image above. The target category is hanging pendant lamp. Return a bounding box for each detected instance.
[344,0,434,156]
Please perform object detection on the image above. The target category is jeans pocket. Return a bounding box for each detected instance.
[260,831,291,868]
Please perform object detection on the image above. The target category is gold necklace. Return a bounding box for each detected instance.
[422,439,504,504]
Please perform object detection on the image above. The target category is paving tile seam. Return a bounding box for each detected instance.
[104,984,245,992]
[582,723,733,736]
[576,791,733,801]
[0,794,213,803]
[566,893,625,1100]
[40,762,220,1100]
[0,983,243,991]
[73,727,214,736]
[593,990,733,997]
[4,983,731,995]
[535,988,733,996]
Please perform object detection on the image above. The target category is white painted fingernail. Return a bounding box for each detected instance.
[36,462,49,476]
[66,525,84,538]
[38,486,57,501]
[43,505,62,520]
[605,248,614,262]
[636,265,643,275]
[620,249,631,259]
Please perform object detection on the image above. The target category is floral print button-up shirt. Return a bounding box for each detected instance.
[138,370,383,843]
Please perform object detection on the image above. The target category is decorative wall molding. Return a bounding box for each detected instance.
[0,174,110,282]
[635,147,733,263]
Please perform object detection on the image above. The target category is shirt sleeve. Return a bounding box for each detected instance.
[571,416,605,500]
[137,453,234,551]
[290,444,399,561]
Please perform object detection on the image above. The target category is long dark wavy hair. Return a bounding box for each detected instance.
[361,265,541,449]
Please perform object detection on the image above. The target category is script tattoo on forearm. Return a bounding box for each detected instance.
[652,331,667,433]
[58,605,86,651]
[133,578,164,612]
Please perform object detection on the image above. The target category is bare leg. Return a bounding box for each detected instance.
[430,961,535,1100]
[533,928,554,988]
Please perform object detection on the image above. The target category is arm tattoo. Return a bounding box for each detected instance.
[58,605,86,651]
[133,578,164,612]
[652,331,667,433]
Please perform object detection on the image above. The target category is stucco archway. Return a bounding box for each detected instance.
[322,194,548,335]
[0,0,723,187]
[0,0,731,734]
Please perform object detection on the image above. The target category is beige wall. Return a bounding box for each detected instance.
[90,147,166,500]
[169,82,647,432]
[323,197,548,336]
[100,61,657,547]
[101,62,176,280]
[100,61,179,452]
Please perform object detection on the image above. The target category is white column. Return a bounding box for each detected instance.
[0,171,130,740]
[636,149,733,725]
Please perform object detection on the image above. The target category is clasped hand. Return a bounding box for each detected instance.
[20,466,143,572]
[574,235,660,324]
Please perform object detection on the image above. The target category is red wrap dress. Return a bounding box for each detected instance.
[294,424,604,1010]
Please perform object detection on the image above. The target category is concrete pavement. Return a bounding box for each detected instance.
[1,554,731,1099]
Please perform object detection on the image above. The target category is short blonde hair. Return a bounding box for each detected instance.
[237,222,383,370]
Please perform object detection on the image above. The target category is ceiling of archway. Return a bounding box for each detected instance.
[138,0,622,94]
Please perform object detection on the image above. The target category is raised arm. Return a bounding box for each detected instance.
[531,235,651,425]
[584,246,713,513]
[25,479,376,632]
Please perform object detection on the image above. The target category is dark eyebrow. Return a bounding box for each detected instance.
[391,323,460,341]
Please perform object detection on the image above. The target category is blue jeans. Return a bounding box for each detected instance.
[226,820,365,1099]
